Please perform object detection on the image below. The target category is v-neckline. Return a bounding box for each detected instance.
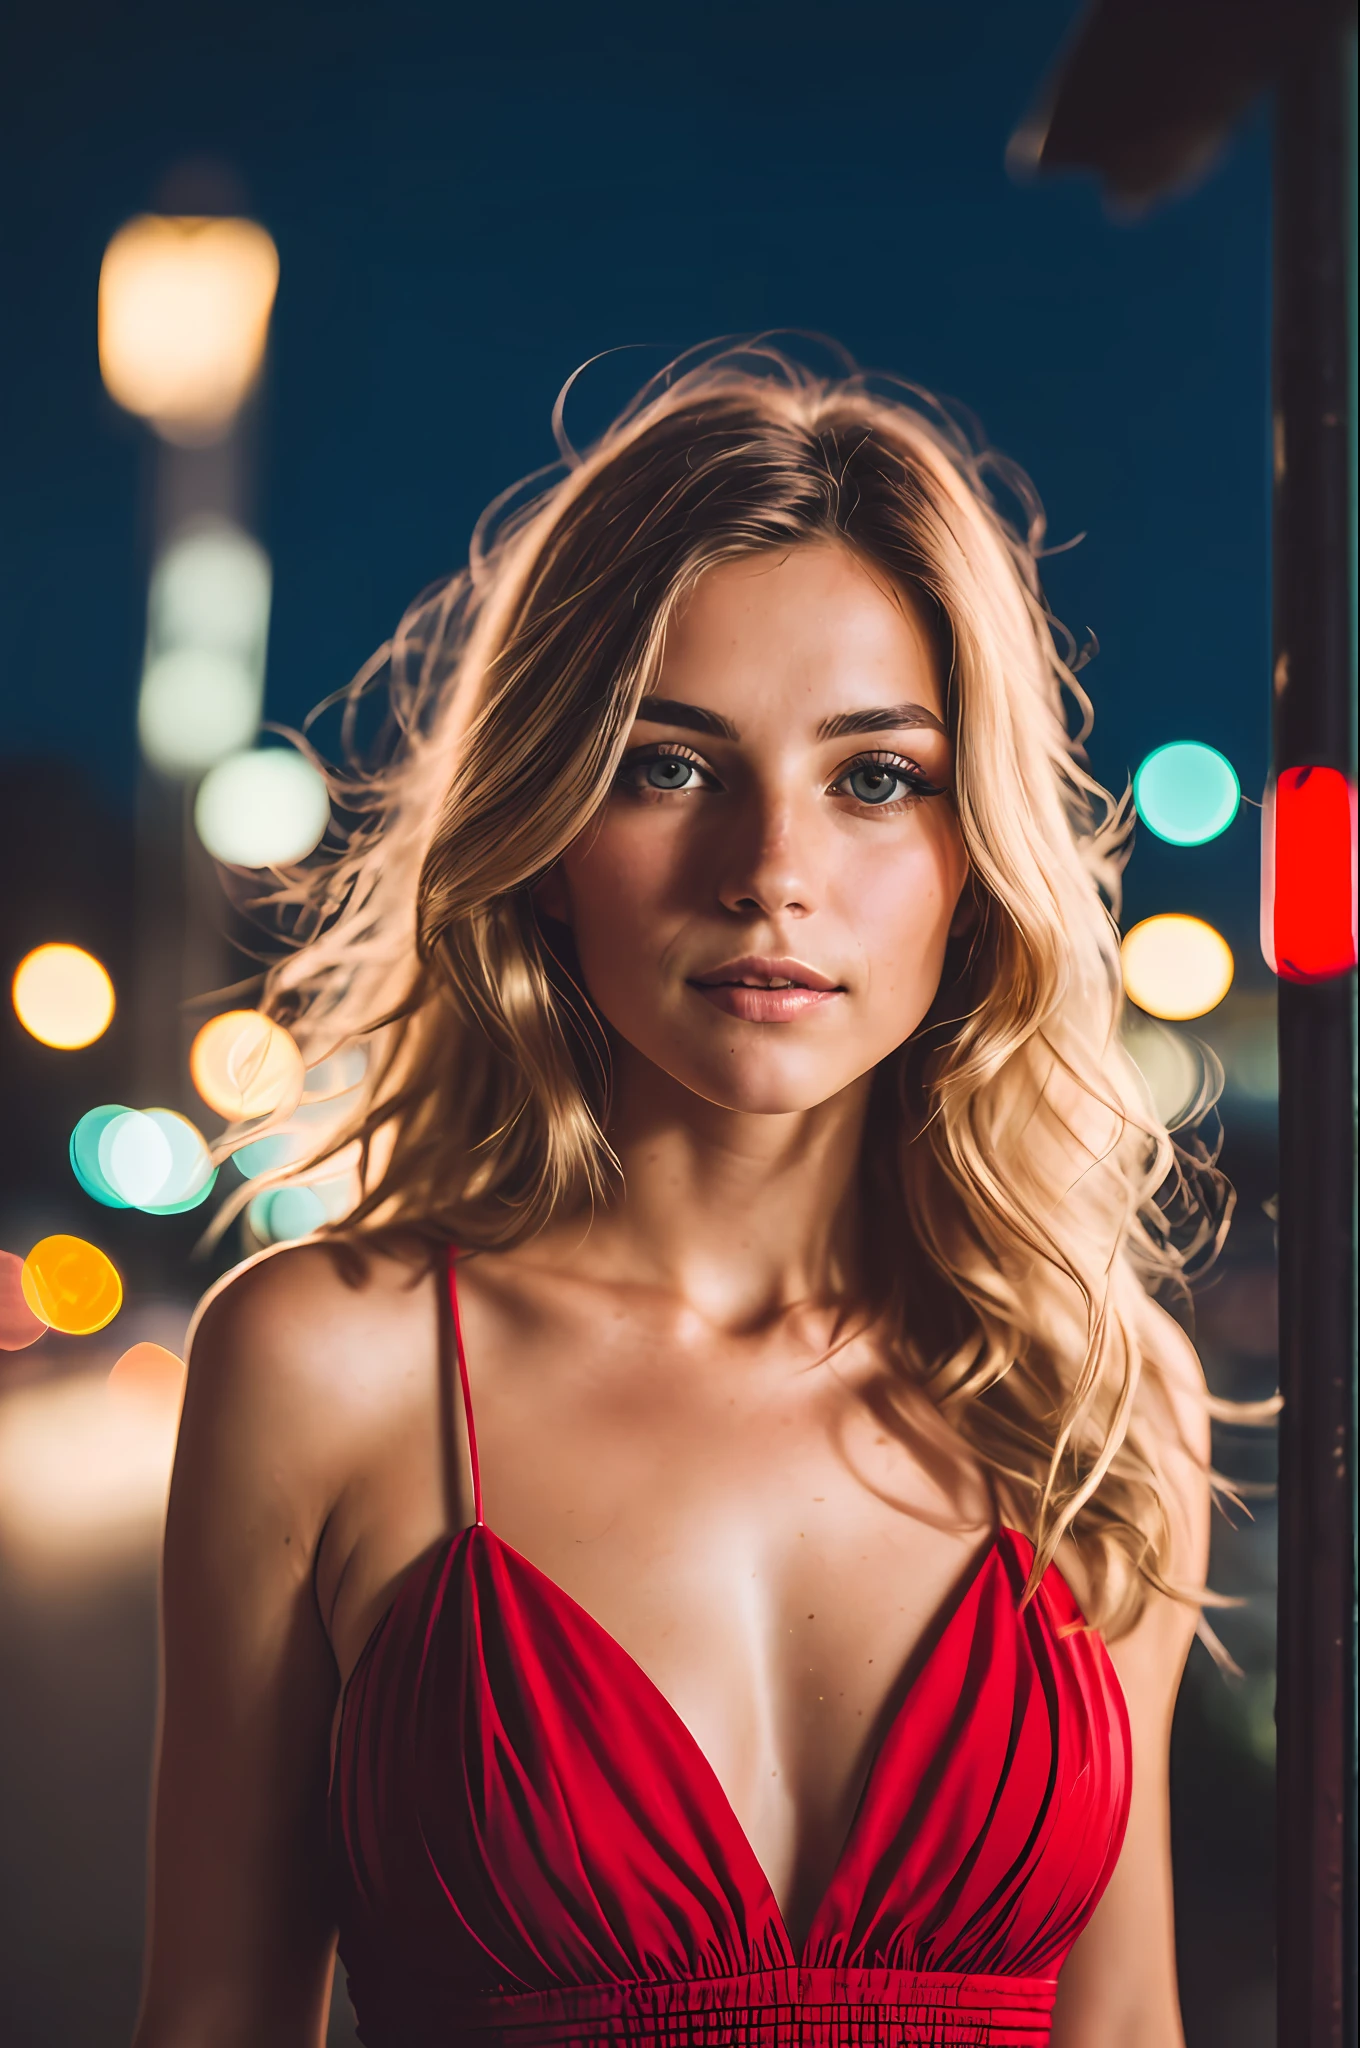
[476,1519,1011,1961]
[337,1514,1015,1962]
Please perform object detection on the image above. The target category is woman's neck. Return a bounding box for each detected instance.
[536,1048,874,1335]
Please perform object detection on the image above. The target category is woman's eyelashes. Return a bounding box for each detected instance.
[615,743,717,797]
[833,751,944,809]
[614,742,945,808]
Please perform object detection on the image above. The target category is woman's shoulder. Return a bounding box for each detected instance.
[182,1232,445,1518]
[190,1229,439,1350]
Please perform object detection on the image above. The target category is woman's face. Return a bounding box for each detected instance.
[544,542,970,1117]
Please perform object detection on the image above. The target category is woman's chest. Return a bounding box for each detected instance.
[321,1306,993,1866]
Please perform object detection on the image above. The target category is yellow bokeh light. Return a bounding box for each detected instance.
[20,1236,123,1336]
[98,215,279,445]
[12,944,116,1049]
[190,1010,305,1121]
[1121,914,1235,1021]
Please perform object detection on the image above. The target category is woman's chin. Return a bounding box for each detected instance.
[663,1053,866,1120]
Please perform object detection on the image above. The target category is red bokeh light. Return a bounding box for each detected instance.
[1262,766,1358,982]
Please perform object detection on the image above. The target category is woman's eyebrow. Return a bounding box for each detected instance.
[632,696,948,743]
[817,703,948,740]
[635,695,739,739]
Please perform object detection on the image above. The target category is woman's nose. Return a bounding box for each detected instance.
[714,789,818,920]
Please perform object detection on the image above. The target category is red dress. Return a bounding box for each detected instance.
[329,1255,1131,2046]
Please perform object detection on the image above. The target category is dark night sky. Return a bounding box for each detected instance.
[0,0,1272,970]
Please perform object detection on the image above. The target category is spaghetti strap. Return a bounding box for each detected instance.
[446,1246,484,1527]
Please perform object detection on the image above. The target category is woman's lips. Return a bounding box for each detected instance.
[691,982,843,1021]
[686,958,845,1023]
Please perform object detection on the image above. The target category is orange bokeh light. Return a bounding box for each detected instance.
[190,1010,305,1121]
[20,1236,123,1336]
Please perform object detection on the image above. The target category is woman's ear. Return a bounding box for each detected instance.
[949,872,980,941]
[532,864,572,926]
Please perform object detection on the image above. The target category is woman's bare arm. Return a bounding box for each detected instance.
[131,1246,362,2048]
[1049,1296,1214,2048]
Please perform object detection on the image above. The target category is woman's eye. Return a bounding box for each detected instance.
[644,756,700,791]
[617,746,715,796]
[837,755,939,807]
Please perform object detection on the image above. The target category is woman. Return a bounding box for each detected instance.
[133,346,1213,2048]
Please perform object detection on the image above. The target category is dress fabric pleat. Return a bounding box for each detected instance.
[329,1524,1129,2047]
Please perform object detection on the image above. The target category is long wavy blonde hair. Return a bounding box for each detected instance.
[230,341,1230,1637]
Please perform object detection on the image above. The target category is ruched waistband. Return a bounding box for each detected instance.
[361,1966,1059,2046]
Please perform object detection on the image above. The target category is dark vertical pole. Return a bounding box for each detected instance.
[1272,19,1357,2048]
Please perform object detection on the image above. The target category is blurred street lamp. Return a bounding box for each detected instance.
[137,518,272,777]
[98,214,279,446]
[98,187,280,1115]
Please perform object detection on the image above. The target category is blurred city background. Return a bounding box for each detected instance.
[1,2,1282,2042]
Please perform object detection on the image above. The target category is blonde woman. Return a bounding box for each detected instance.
[133,347,1214,2048]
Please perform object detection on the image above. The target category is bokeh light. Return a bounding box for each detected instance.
[98,214,280,444]
[1133,741,1241,846]
[248,1184,328,1242]
[12,944,115,1049]
[190,1011,305,1121]
[72,1106,215,1213]
[0,1250,47,1352]
[148,519,271,661]
[194,748,331,867]
[136,1111,217,1213]
[232,1130,306,1178]
[20,1236,123,1336]
[103,1111,176,1208]
[137,520,272,778]
[0,1366,180,1564]
[70,1104,133,1207]
[1262,765,1358,981]
[137,646,262,776]
[1121,1012,1210,1127]
[301,1044,368,1100]
[108,1342,187,1408]
[1201,994,1278,1109]
[1121,914,1235,1020]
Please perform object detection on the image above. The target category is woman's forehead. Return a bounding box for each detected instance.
[652,543,947,732]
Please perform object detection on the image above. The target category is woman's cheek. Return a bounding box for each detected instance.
[570,827,668,943]
[563,831,681,1004]
[840,839,960,1015]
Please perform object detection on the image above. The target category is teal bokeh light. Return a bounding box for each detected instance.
[69,1102,216,1213]
[233,1132,300,1178]
[249,1184,327,1242]
[69,1104,132,1208]
[1133,741,1240,846]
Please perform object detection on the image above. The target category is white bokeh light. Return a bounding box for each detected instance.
[138,646,262,775]
[194,748,331,867]
[101,1111,174,1209]
[137,520,272,778]
[149,521,271,665]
